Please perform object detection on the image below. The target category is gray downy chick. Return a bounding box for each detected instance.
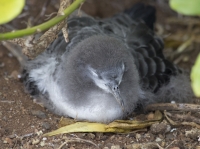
[22,3,193,123]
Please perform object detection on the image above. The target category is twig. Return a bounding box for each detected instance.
[33,0,50,23]
[19,133,34,139]
[117,128,147,134]
[167,112,200,125]
[167,17,200,26]
[127,142,164,149]
[77,2,84,16]
[174,54,185,65]
[58,138,99,149]
[176,36,194,53]
[45,12,57,20]
[164,111,200,129]
[22,0,72,59]
[1,41,26,65]
[62,24,69,42]
[146,103,200,112]
[165,140,177,149]
[0,100,15,103]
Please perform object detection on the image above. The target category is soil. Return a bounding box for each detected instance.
[0,0,200,149]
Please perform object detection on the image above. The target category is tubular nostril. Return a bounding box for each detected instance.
[113,86,119,90]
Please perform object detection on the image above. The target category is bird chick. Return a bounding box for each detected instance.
[22,3,193,123]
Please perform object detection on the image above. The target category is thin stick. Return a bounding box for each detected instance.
[58,138,99,149]
[1,41,26,65]
[165,140,177,149]
[146,103,200,112]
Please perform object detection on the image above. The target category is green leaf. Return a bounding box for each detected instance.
[191,54,200,97]
[169,0,200,16]
[0,0,25,24]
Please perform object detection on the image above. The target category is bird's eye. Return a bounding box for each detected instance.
[111,75,117,79]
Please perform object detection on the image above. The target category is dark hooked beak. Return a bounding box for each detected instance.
[108,83,124,111]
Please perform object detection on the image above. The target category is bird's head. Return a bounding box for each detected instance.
[68,35,133,111]
[87,61,125,110]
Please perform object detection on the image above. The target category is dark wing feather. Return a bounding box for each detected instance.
[104,10,179,92]
[125,23,179,92]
